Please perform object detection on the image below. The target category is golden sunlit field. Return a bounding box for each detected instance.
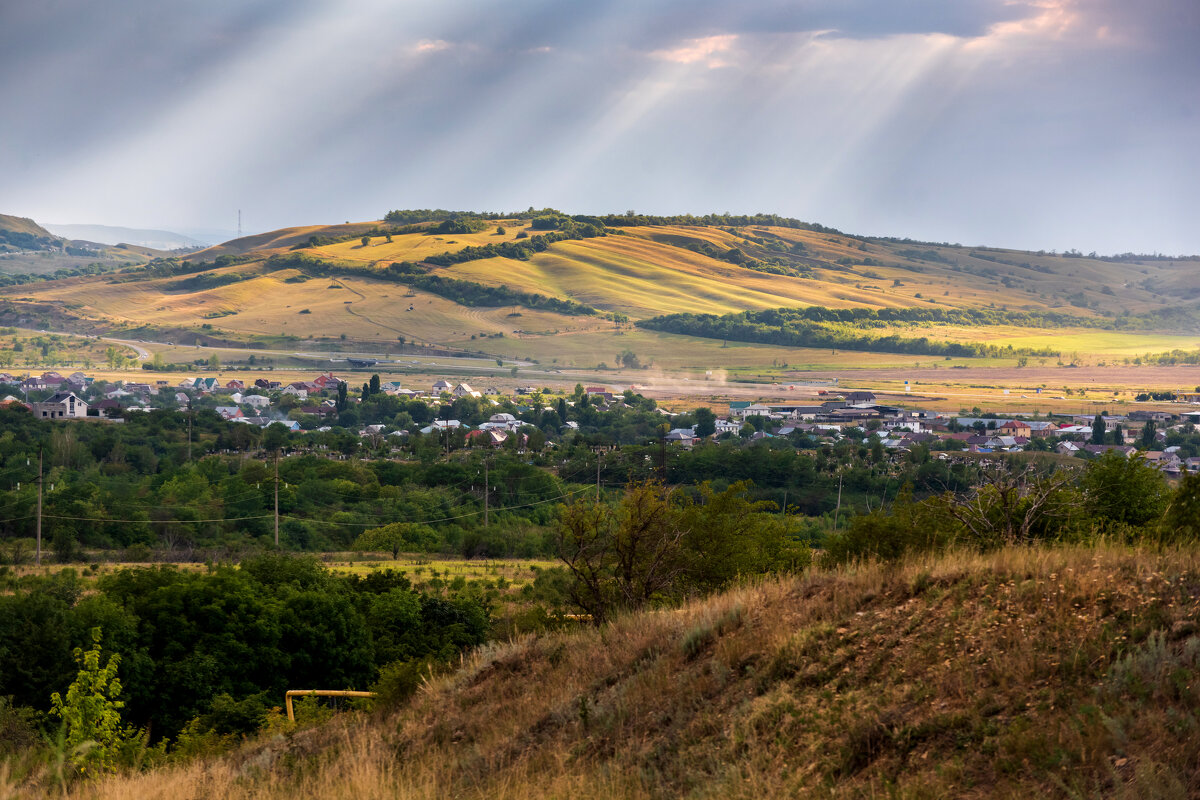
[308,221,531,264]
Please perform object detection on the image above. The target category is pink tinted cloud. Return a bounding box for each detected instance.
[652,34,738,69]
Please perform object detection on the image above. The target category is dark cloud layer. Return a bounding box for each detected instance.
[0,1,1196,253]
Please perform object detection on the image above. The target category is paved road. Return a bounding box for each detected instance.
[104,338,151,360]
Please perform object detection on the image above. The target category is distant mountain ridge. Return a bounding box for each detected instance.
[42,223,205,251]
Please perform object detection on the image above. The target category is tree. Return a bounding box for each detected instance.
[1091,415,1107,445]
[555,482,685,624]
[361,236,370,247]
[1160,469,1200,543]
[336,381,349,412]
[207,354,220,370]
[1082,451,1169,529]
[353,523,438,558]
[49,628,131,776]
[937,465,1079,548]
[1141,421,1157,448]
[694,407,716,438]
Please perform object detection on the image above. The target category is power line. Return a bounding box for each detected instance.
[284,486,593,527]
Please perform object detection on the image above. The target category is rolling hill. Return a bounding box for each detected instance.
[4,210,1200,371]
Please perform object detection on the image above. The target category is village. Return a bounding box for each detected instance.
[4,368,1200,473]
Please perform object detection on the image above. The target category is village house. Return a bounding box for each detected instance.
[92,398,123,417]
[729,403,774,420]
[466,429,508,447]
[453,383,482,399]
[313,373,342,390]
[1082,444,1136,458]
[714,419,742,435]
[31,391,88,419]
[214,406,244,421]
[432,380,453,393]
[420,419,464,434]
[996,420,1032,437]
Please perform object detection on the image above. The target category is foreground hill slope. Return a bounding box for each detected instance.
[62,546,1200,799]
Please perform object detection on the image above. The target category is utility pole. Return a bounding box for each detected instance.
[35,445,43,566]
[483,457,489,528]
[274,451,280,547]
[596,451,601,503]
[833,471,843,530]
[187,402,193,462]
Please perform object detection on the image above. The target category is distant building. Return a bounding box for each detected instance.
[31,391,88,419]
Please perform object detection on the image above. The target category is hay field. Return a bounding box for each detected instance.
[443,237,912,318]
[18,266,602,348]
[308,221,531,264]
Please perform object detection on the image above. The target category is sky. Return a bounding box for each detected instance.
[1,0,1197,253]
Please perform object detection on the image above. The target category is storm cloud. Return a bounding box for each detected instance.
[0,0,1196,253]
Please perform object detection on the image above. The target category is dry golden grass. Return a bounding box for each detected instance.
[308,221,530,265]
[189,222,388,259]
[17,266,597,348]
[19,545,1200,799]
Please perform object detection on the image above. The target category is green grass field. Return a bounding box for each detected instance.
[327,556,558,588]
